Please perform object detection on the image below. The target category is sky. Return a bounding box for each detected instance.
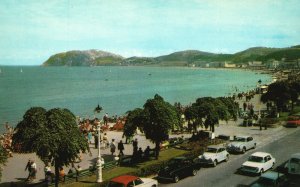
[0,0,300,65]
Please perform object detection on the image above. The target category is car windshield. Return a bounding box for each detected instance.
[235,137,246,142]
[206,148,218,153]
[107,181,125,187]
[290,158,300,164]
[248,156,264,163]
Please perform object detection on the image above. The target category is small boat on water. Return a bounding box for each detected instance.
[20,68,23,73]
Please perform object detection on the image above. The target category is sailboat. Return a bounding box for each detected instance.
[20,68,23,73]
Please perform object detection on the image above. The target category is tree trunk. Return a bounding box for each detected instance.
[211,124,215,132]
[54,161,59,187]
[155,142,160,160]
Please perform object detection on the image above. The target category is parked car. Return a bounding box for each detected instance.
[286,114,300,127]
[107,175,158,187]
[285,153,300,176]
[227,135,256,153]
[157,157,200,183]
[249,171,289,187]
[196,145,229,167]
[240,152,275,175]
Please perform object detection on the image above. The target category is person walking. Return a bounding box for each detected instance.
[30,160,37,180]
[132,138,138,152]
[110,139,116,155]
[144,146,150,160]
[118,140,124,156]
[25,159,32,181]
[103,113,109,126]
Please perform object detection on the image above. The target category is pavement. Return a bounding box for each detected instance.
[1,93,298,184]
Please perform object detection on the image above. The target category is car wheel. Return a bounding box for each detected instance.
[192,169,198,176]
[242,147,246,153]
[213,160,217,167]
[151,185,157,187]
[260,169,264,175]
[173,175,179,183]
[225,155,229,162]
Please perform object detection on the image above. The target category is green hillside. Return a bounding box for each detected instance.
[231,47,280,63]
[43,45,300,67]
[43,50,124,66]
[256,48,300,62]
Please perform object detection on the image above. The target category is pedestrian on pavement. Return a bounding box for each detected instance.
[110,139,116,155]
[132,138,138,152]
[243,102,247,111]
[87,131,92,144]
[59,167,65,182]
[144,146,150,160]
[103,133,108,148]
[25,159,32,181]
[118,140,124,156]
[103,113,109,126]
[94,132,98,149]
[137,147,143,162]
[30,160,37,180]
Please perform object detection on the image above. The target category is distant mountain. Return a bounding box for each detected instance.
[155,50,229,66]
[43,45,300,67]
[43,50,124,66]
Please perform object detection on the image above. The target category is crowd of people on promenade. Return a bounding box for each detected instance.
[0,122,14,157]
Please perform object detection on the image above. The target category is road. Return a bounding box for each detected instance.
[160,128,300,187]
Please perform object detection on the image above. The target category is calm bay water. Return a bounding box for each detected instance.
[0,66,271,131]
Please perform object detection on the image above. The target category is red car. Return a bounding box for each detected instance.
[107,175,158,187]
[286,115,300,127]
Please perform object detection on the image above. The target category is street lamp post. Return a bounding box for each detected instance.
[96,120,103,183]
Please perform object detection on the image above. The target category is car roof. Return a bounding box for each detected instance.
[290,153,300,159]
[110,175,139,184]
[261,171,284,179]
[251,152,270,157]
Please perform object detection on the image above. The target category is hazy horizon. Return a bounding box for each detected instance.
[1,0,300,65]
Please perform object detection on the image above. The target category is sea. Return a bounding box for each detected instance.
[0,66,272,132]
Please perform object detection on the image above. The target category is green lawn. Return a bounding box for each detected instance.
[62,148,188,187]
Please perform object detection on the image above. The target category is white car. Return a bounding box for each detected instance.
[197,145,229,167]
[240,152,275,175]
[227,135,256,153]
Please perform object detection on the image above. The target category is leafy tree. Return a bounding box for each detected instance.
[12,107,89,187]
[124,94,180,159]
[143,94,181,158]
[290,81,300,110]
[123,108,144,139]
[261,82,291,111]
[184,104,202,132]
[0,146,8,181]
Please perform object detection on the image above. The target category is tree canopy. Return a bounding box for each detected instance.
[12,107,89,186]
[124,94,181,159]
[184,97,238,132]
[261,80,300,111]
